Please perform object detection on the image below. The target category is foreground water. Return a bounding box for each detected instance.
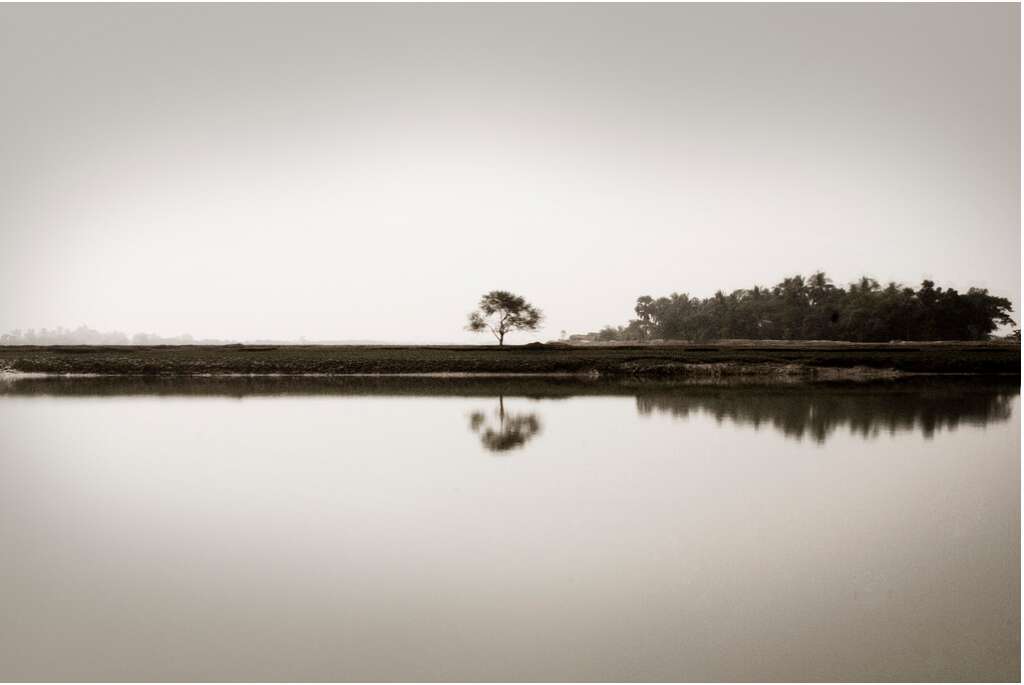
[0,377,1018,681]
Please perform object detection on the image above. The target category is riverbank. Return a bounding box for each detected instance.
[0,342,1018,378]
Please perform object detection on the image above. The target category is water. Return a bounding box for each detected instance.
[0,376,1019,681]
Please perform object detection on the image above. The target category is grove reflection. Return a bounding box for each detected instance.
[0,375,1016,445]
[636,382,1017,443]
[468,396,542,453]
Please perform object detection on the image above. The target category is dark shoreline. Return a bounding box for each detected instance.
[0,342,1018,378]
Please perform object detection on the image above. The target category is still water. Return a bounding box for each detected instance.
[0,377,1019,681]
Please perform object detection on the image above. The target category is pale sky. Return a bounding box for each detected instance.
[0,3,1019,342]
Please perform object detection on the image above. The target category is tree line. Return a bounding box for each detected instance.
[0,326,230,346]
[584,273,1016,343]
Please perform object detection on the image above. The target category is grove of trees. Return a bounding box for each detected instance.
[590,273,1015,343]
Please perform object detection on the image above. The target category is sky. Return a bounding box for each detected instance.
[0,3,1019,343]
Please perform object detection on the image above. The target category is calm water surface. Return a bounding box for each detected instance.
[0,377,1019,681]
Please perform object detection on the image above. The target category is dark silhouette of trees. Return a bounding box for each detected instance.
[591,273,1014,342]
[634,296,654,341]
[466,290,543,346]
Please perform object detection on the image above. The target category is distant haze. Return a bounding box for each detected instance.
[0,4,1018,342]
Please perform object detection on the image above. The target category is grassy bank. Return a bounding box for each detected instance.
[0,341,1018,377]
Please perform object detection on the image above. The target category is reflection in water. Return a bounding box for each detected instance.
[0,374,1018,680]
[636,382,1017,442]
[0,375,1017,445]
[469,396,541,452]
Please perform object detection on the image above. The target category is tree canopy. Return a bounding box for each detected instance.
[466,290,543,345]
[586,273,1015,343]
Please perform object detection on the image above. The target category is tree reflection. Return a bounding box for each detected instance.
[0,375,1013,447]
[468,396,542,453]
[635,382,1017,443]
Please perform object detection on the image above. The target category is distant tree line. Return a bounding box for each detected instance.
[578,273,1016,343]
[0,326,230,346]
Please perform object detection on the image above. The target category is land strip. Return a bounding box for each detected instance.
[0,342,1017,378]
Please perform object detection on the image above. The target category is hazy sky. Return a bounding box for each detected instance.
[1,3,1019,342]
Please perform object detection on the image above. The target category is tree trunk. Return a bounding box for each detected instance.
[499,331,505,346]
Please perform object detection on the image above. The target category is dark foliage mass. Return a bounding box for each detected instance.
[588,273,1015,343]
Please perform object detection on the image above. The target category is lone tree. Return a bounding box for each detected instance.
[466,290,543,346]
